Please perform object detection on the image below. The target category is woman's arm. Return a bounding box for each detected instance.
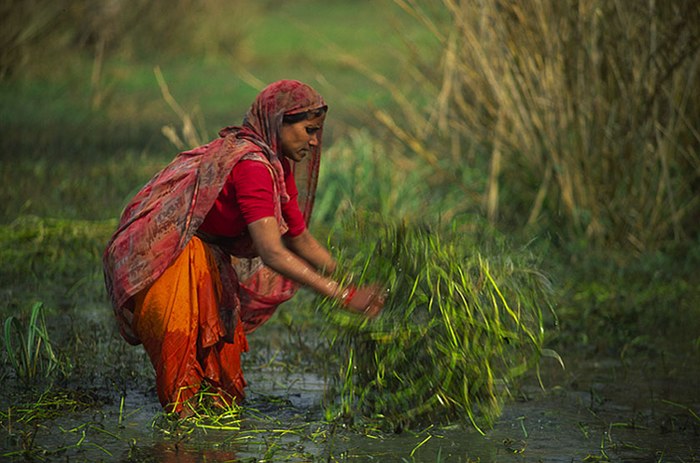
[248,217,384,317]
[248,217,340,298]
[284,229,337,275]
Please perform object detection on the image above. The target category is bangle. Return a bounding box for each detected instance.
[340,286,357,306]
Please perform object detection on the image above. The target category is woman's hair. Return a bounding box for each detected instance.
[282,106,328,125]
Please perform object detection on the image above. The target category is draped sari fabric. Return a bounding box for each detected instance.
[131,236,248,412]
[103,80,326,413]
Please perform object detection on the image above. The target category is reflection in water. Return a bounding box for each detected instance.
[124,441,238,463]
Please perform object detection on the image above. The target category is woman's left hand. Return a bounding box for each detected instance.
[342,284,386,318]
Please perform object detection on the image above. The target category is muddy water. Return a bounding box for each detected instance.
[1,336,698,462]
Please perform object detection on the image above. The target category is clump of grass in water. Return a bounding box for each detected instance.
[152,386,243,439]
[320,220,557,433]
[3,302,66,384]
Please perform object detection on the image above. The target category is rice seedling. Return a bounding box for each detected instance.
[155,395,242,434]
[320,219,556,433]
[1,387,105,460]
[3,302,63,383]
[186,393,244,433]
[4,387,100,425]
[2,422,117,461]
[661,399,700,425]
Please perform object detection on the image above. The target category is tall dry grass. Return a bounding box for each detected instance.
[385,0,700,250]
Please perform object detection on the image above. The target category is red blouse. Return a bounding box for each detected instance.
[198,157,307,238]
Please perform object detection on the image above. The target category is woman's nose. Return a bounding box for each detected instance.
[309,133,319,146]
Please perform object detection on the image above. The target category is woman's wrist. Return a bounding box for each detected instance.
[339,285,357,306]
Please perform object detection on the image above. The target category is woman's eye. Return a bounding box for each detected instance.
[306,127,320,135]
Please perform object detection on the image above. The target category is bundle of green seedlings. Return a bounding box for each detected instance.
[319,220,556,433]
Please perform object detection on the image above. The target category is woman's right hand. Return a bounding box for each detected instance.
[341,284,386,318]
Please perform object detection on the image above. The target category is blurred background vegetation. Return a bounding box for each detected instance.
[1,0,699,360]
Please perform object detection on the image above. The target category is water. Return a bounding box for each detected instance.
[1,334,698,462]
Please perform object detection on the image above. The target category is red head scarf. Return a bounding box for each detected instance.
[220,79,326,219]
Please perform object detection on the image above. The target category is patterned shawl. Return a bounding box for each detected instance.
[103,80,326,342]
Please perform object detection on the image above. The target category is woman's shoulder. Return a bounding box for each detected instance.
[233,157,274,181]
[240,151,269,163]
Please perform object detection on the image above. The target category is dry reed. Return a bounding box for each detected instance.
[383,0,700,249]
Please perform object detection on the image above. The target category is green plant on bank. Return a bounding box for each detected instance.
[0,216,115,313]
[3,302,64,383]
[320,218,558,433]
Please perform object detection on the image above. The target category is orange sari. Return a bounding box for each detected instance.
[132,237,248,414]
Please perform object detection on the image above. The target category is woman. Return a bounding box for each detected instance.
[103,80,384,415]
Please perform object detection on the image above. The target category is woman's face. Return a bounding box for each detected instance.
[278,113,326,162]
